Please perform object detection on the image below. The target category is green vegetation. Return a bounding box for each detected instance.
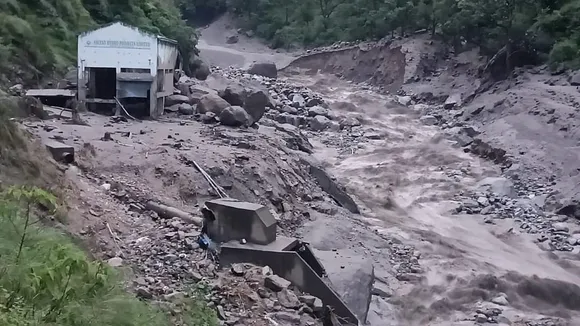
[0,0,197,85]
[0,101,218,325]
[188,0,580,69]
[0,184,218,326]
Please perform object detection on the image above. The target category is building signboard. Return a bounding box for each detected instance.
[86,40,151,49]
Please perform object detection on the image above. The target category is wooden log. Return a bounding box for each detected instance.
[145,201,202,226]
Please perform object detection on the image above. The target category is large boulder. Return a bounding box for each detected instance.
[189,85,217,104]
[197,93,230,115]
[187,54,211,81]
[226,34,239,44]
[243,89,269,124]
[310,115,331,131]
[165,94,189,107]
[308,106,330,118]
[219,85,245,106]
[195,62,211,81]
[219,106,251,127]
[176,81,193,98]
[247,61,278,79]
[291,94,305,108]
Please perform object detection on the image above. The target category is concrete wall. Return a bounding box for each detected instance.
[205,199,277,245]
[220,246,359,325]
[156,38,179,98]
[77,23,180,117]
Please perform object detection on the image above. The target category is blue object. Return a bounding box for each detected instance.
[198,233,211,250]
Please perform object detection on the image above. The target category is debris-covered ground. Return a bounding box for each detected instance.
[17,16,580,326]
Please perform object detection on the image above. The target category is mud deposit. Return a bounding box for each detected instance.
[282,43,406,92]
[280,70,580,325]
[21,15,580,326]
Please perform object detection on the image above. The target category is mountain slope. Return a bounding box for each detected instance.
[0,0,196,86]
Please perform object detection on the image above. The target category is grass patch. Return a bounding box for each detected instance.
[0,185,218,326]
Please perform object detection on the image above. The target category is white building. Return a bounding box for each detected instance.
[77,22,180,117]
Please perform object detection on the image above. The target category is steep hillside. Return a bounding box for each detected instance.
[192,0,580,72]
[0,0,196,86]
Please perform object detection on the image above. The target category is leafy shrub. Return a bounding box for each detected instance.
[549,39,580,68]
[0,186,218,326]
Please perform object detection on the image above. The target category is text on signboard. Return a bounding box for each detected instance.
[87,40,151,49]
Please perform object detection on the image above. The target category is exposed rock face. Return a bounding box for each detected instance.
[247,61,278,79]
[178,103,194,115]
[197,93,231,115]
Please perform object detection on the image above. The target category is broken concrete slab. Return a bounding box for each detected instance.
[44,140,74,163]
[219,241,359,325]
[204,198,277,245]
[314,249,374,324]
[307,163,360,214]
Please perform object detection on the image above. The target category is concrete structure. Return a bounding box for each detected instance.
[77,22,180,117]
[204,198,277,245]
[220,237,359,325]
[203,198,365,325]
[45,140,74,164]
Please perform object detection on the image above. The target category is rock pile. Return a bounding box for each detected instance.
[167,75,271,127]
[453,173,578,252]
[115,210,325,325]
[392,90,578,253]
[168,65,369,138]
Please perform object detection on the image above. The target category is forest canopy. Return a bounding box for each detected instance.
[1,0,579,84]
[0,0,196,84]
[186,0,580,69]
